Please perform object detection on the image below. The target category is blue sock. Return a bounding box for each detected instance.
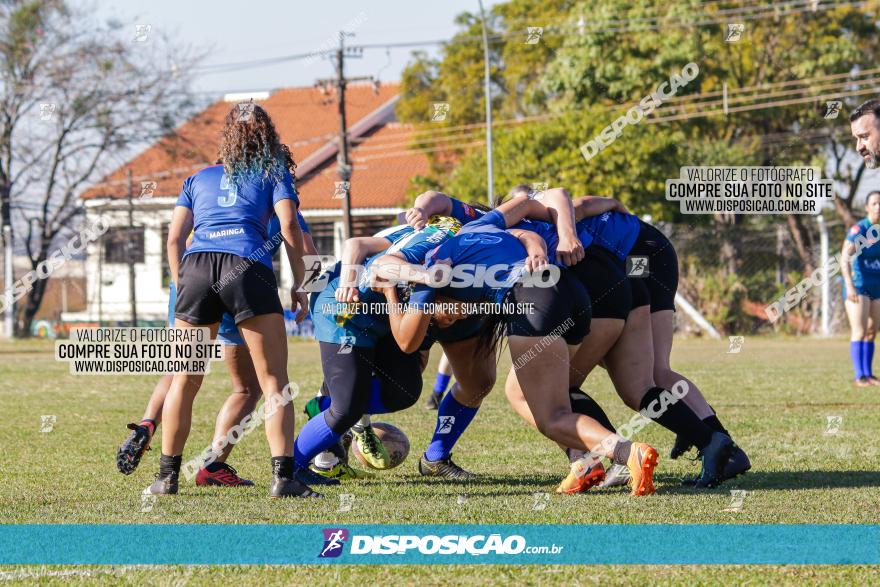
[314,379,387,438]
[293,412,342,469]
[863,341,875,377]
[365,377,389,414]
[851,341,865,380]
[433,373,452,394]
[424,392,479,461]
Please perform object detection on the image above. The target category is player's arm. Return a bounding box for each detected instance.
[841,238,858,302]
[304,232,318,256]
[275,199,307,322]
[166,206,194,290]
[407,190,454,229]
[369,254,440,289]
[508,228,550,273]
[337,237,392,302]
[573,196,629,220]
[381,285,432,354]
[496,189,584,265]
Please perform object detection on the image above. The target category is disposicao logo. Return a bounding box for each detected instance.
[319,528,349,558]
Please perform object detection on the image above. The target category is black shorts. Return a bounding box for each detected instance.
[174,252,283,325]
[570,247,631,320]
[628,277,651,310]
[419,315,486,351]
[629,221,679,313]
[504,268,591,345]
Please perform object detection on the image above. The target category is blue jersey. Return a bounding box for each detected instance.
[847,218,880,284]
[374,224,414,244]
[176,164,299,267]
[411,210,527,308]
[449,197,486,224]
[311,219,461,348]
[254,212,310,265]
[297,212,311,234]
[511,218,565,266]
[576,211,641,260]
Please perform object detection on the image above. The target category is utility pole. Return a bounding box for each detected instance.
[335,34,353,241]
[126,169,138,326]
[317,32,370,241]
[3,224,11,338]
[1,174,12,337]
[477,0,495,207]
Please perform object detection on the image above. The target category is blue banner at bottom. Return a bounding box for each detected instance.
[1,525,877,565]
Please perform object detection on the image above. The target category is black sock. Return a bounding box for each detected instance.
[204,461,226,472]
[159,454,181,477]
[638,387,714,449]
[140,419,156,435]
[569,388,616,432]
[703,410,730,437]
[271,456,294,478]
[566,447,585,464]
[612,439,632,466]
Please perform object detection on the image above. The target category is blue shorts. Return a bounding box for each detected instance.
[854,280,880,300]
[168,283,243,345]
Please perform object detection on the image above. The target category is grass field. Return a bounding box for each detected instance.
[1,336,879,584]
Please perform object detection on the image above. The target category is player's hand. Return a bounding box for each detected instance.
[336,286,360,303]
[291,288,309,323]
[525,252,550,273]
[613,199,630,214]
[406,206,429,230]
[556,232,584,266]
[846,286,859,303]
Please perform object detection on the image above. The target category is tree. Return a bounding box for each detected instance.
[400,0,880,263]
[0,0,201,335]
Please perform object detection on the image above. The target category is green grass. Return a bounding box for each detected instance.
[1,336,879,584]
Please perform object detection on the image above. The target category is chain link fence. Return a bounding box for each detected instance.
[662,220,847,336]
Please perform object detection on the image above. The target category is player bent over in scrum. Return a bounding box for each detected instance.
[376,198,660,496]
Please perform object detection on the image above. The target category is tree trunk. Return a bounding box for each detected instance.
[18,276,49,337]
[786,215,816,276]
[717,215,741,275]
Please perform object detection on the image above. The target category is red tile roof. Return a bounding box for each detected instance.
[82,83,428,210]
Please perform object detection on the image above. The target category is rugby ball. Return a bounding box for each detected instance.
[352,422,410,470]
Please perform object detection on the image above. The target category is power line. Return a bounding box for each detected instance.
[190,1,867,74]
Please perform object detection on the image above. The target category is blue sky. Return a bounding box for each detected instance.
[85,0,504,96]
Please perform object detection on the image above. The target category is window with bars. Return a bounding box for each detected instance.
[103,227,144,264]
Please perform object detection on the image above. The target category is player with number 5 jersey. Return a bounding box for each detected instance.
[151,103,317,499]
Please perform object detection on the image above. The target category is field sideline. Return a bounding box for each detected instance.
[1,336,878,584]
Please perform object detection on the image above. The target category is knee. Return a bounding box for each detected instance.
[851,320,867,339]
[457,371,496,406]
[395,386,422,411]
[234,384,261,411]
[231,378,259,398]
[620,391,643,412]
[454,384,488,408]
[534,408,569,438]
[325,405,362,433]
[652,367,674,388]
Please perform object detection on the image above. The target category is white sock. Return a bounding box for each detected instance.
[314,450,339,469]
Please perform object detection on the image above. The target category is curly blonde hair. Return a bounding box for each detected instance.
[217,102,290,181]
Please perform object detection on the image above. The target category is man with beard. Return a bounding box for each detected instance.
[851,99,880,169]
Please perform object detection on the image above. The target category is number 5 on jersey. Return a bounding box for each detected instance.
[218,173,237,207]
